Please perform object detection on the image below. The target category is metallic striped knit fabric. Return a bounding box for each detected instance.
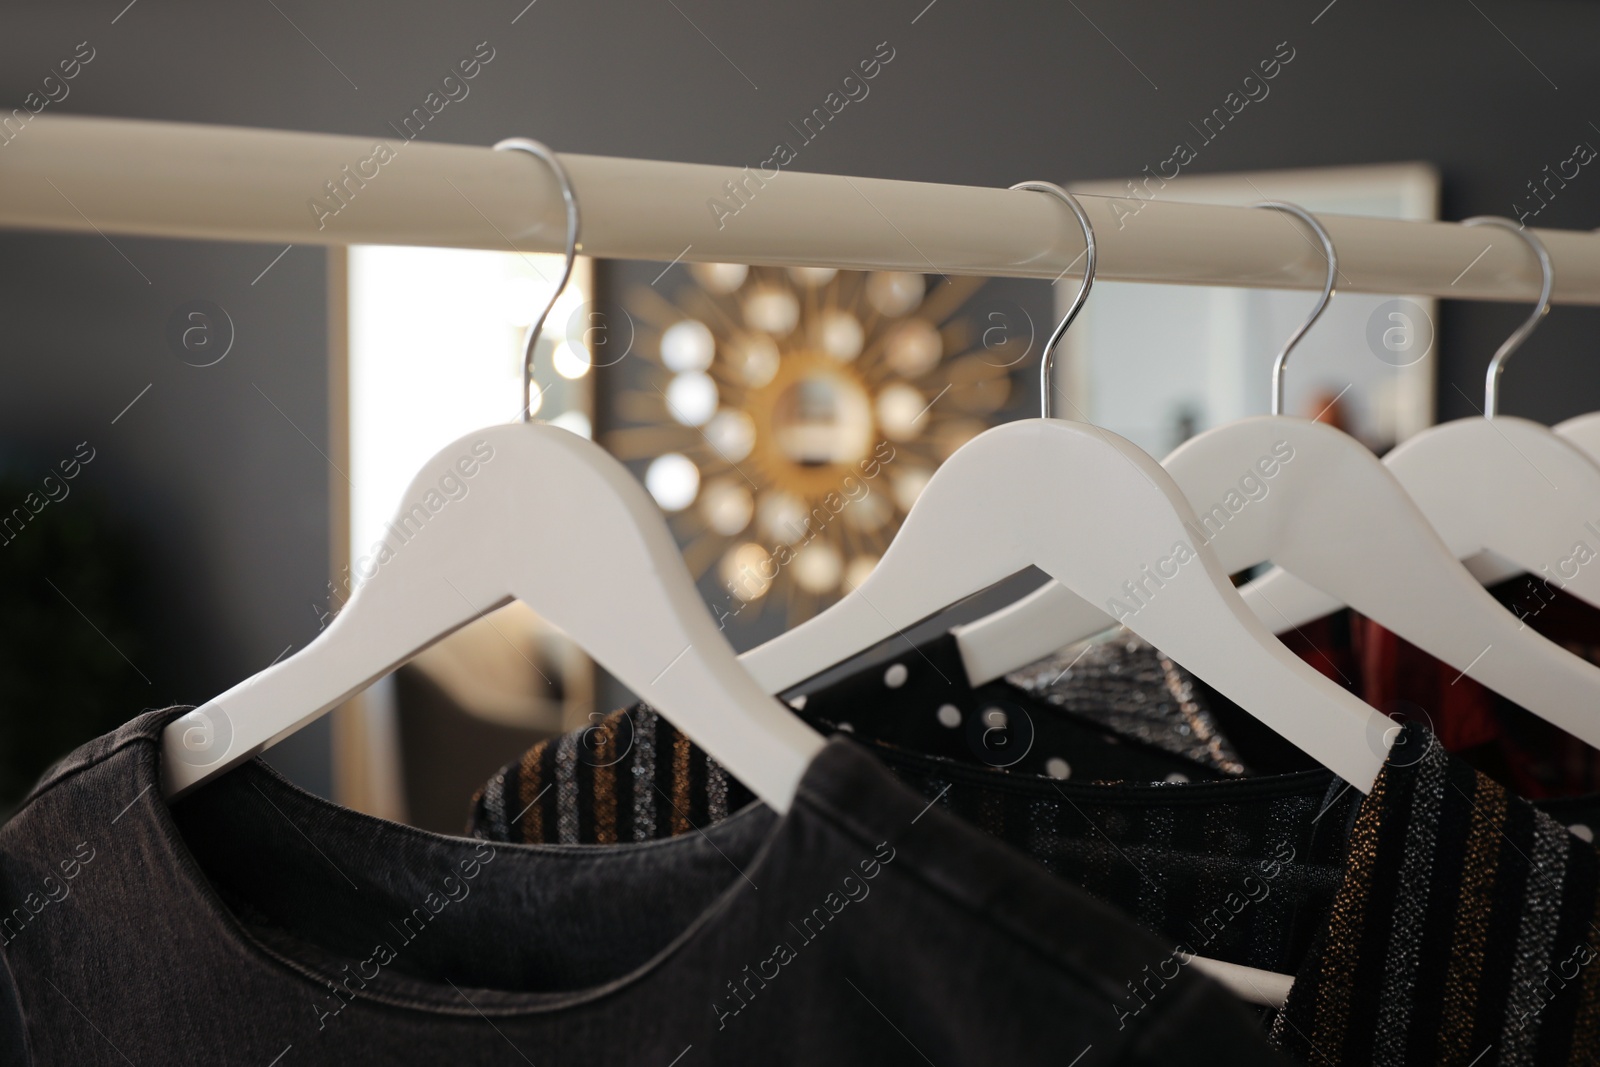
[1271,725,1600,1066]
[470,704,745,845]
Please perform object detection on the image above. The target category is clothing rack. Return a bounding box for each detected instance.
[6,114,1600,305]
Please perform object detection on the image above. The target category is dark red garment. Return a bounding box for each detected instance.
[1277,576,1600,798]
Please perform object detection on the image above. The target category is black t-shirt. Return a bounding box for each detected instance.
[0,707,1283,1065]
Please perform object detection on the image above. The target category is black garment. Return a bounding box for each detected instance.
[475,702,1355,976]
[465,630,1252,849]
[799,631,1245,782]
[474,700,1600,1061]
[0,707,1282,1065]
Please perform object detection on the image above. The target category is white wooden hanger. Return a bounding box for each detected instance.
[742,183,1394,1008]
[1457,412,1600,585]
[743,182,1393,789]
[162,138,824,810]
[1555,411,1600,460]
[1242,218,1600,625]
[951,207,1600,750]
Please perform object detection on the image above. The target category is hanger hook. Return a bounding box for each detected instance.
[1010,181,1096,420]
[1462,216,1553,417]
[494,137,581,423]
[1252,202,1337,418]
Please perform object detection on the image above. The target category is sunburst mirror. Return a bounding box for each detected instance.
[602,264,1037,631]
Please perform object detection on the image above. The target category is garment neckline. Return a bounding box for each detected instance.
[115,707,834,1017]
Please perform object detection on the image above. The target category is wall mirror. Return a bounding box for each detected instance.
[1062,164,1441,454]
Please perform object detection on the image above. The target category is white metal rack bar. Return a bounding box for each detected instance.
[5,115,1600,304]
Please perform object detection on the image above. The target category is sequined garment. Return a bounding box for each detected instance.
[1005,627,1248,775]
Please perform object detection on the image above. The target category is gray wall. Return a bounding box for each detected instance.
[5,0,1600,793]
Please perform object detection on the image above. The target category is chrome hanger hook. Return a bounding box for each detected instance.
[1011,181,1096,420]
[494,137,581,423]
[1252,202,1337,417]
[1462,216,1553,417]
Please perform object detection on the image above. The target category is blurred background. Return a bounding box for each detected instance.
[3,0,1599,830]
